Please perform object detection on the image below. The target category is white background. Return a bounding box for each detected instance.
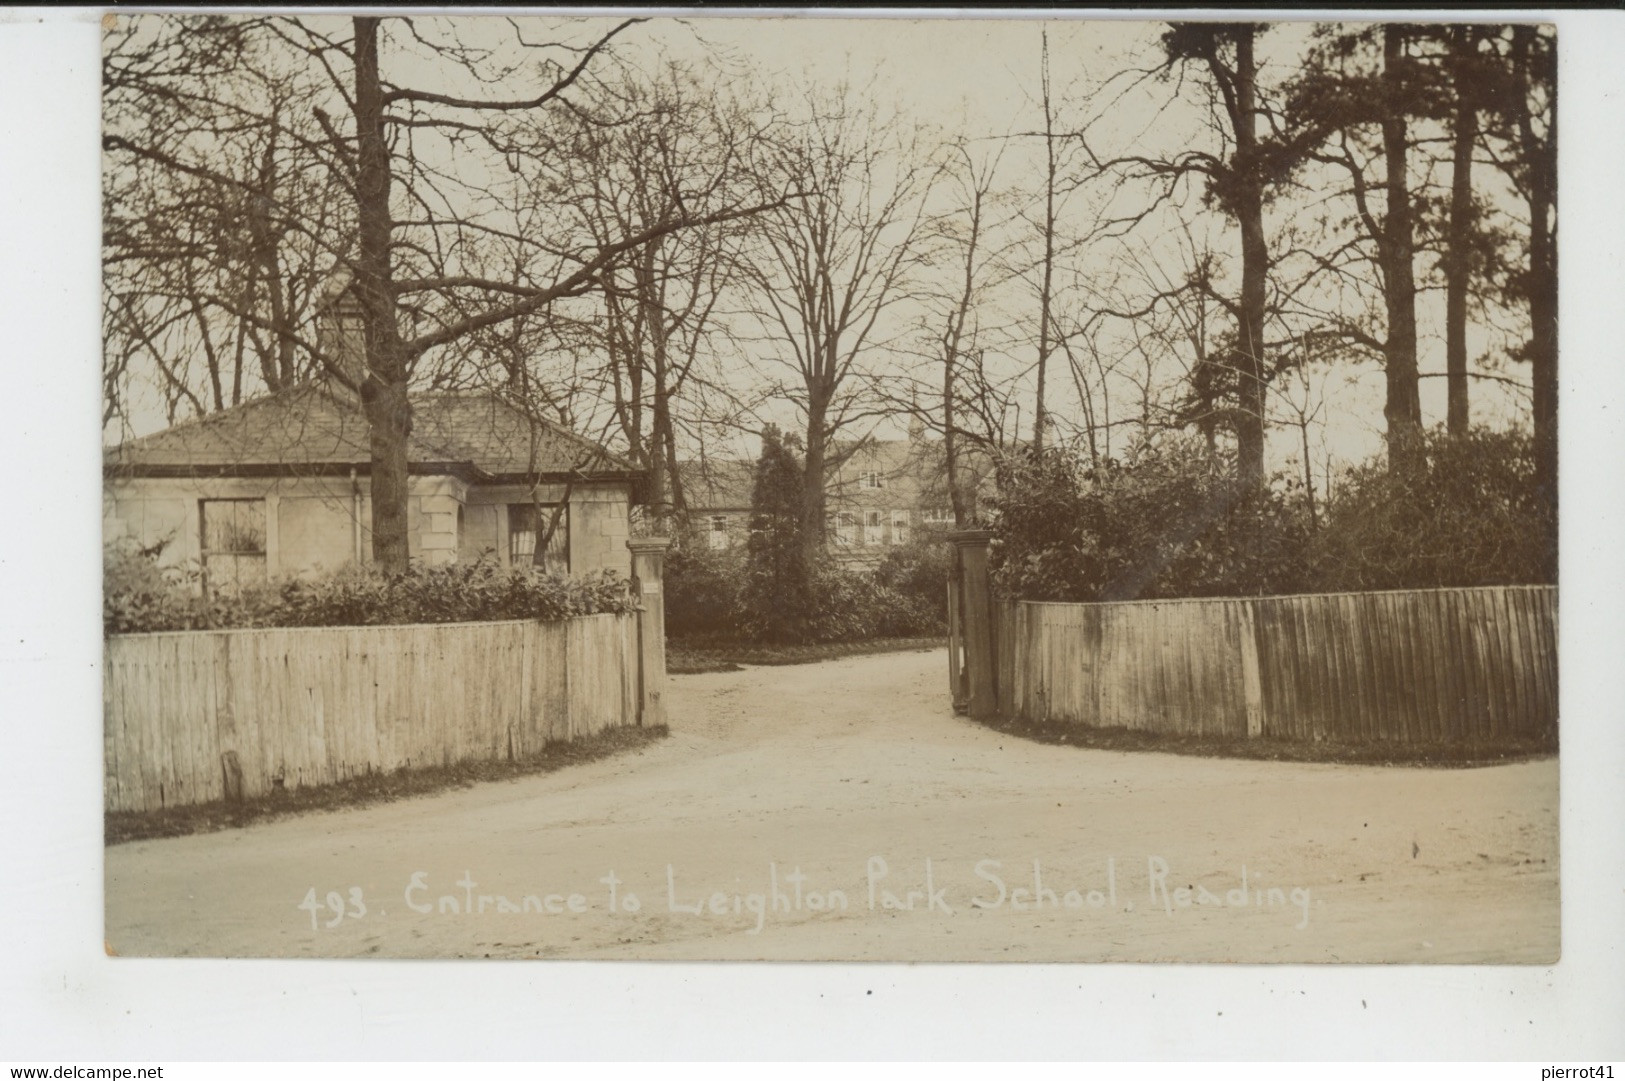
[1,6,1621,1062]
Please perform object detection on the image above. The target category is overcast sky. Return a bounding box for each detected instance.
[634,14,1524,469]
[103,12,1546,477]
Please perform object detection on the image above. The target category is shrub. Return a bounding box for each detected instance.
[104,547,636,636]
[871,539,952,630]
[664,541,946,645]
[103,540,227,635]
[865,586,943,639]
[798,558,944,644]
[663,543,746,638]
[801,561,876,642]
[991,435,1314,603]
[269,561,636,627]
[988,426,1555,604]
[1309,427,1556,590]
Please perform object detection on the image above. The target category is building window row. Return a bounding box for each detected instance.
[828,508,914,547]
[194,497,577,594]
[688,504,955,555]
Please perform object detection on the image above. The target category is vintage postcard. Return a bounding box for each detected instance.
[99,12,1559,964]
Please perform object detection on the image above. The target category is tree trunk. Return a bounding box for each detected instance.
[1033,31,1056,454]
[645,408,670,533]
[662,412,686,518]
[606,284,645,479]
[1381,25,1424,475]
[248,124,292,392]
[1512,25,1558,522]
[643,244,675,532]
[945,355,965,526]
[1529,241,1557,513]
[353,16,413,572]
[1445,25,1478,437]
[943,148,990,527]
[1232,27,1268,494]
[802,382,830,561]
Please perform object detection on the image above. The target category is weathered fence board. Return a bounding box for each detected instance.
[104,613,642,813]
[1001,586,1555,746]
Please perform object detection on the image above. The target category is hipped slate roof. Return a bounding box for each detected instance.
[104,382,642,488]
[674,458,756,510]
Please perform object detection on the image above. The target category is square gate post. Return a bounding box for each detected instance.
[948,529,997,720]
[627,537,671,728]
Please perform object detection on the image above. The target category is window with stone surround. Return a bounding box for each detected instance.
[508,503,570,573]
[708,514,730,550]
[199,498,267,594]
[832,511,856,547]
[864,509,883,546]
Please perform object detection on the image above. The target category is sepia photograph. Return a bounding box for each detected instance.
[95,11,1562,967]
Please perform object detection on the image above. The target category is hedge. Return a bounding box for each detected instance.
[103,549,636,636]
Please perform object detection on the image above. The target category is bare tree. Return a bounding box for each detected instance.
[103,16,344,434]
[106,15,799,571]
[741,85,934,557]
[567,62,766,532]
[937,145,1000,525]
[880,138,1019,525]
[1071,23,1288,492]
[1031,31,1060,452]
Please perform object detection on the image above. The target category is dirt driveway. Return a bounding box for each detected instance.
[104,647,1558,962]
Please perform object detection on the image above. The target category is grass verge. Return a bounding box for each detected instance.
[668,635,945,674]
[106,724,668,846]
[977,713,1556,768]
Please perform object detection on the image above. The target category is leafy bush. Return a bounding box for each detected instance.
[871,539,952,630]
[104,549,636,636]
[664,541,947,646]
[989,426,1555,604]
[663,542,747,638]
[803,560,942,643]
[991,435,1314,602]
[864,586,943,639]
[103,540,219,634]
[268,562,636,627]
[1309,427,1556,590]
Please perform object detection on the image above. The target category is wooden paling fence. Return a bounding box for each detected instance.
[989,586,1557,745]
[104,613,641,813]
